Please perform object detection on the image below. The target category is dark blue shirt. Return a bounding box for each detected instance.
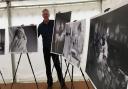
[38,20,54,49]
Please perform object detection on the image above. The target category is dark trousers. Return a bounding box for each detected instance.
[43,48,65,87]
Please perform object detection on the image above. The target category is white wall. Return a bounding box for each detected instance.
[0,0,127,84]
[9,2,101,83]
[0,9,12,83]
[0,1,101,83]
[1,0,128,84]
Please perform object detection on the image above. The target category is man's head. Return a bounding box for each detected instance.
[42,9,50,21]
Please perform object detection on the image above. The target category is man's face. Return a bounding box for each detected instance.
[42,10,49,21]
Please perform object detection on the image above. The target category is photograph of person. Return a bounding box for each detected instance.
[86,4,128,89]
[10,26,27,52]
[70,22,84,66]
[51,11,71,55]
[9,25,37,53]
[63,23,71,58]
[63,20,85,67]
[55,20,65,53]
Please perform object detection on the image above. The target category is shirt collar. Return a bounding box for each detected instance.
[43,20,50,25]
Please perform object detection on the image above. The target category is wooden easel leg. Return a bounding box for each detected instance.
[26,53,39,89]
[80,67,89,89]
[10,53,22,89]
[64,60,72,81]
[71,65,74,89]
[0,71,6,86]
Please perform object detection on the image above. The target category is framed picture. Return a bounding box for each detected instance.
[63,20,86,67]
[51,11,71,55]
[9,25,38,53]
[0,29,5,55]
[86,4,128,89]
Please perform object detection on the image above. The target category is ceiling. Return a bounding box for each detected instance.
[0,0,98,8]
[0,0,32,1]
[0,0,97,3]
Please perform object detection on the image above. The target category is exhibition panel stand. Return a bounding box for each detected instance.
[64,60,90,89]
[52,55,90,89]
[10,53,39,89]
[51,59,72,81]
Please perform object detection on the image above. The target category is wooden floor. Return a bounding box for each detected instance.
[0,81,94,89]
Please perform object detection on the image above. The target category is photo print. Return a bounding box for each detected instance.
[63,20,86,67]
[0,29,5,54]
[9,25,38,53]
[86,4,128,89]
[51,11,71,55]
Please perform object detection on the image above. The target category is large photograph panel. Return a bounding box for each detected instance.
[86,4,128,89]
[9,25,37,53]
[0,29,5,54]
[63,20,86,67]
[51,11,71,55]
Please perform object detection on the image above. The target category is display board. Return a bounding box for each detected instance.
[0,29,5,54]
[86,4,128,89]
[9,25,37,53]
[63,20,86,67]
[51,11,71,55]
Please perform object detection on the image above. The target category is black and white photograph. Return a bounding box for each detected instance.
[0,29,5,54]
[63,20,86,67]
[86,4,128,89]
[51,11,71,55]
[9,25,38,53]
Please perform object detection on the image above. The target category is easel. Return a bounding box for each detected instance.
[51,54,72,89]
[51,58,72,81]
[64,62,90,89]
[51,55,72,88]
[51,55,89,89]
[0,71,6,89]
[10,53,39,89]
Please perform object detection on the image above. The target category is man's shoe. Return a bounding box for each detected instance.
[61,85,69,89]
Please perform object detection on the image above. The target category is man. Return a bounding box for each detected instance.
[38,9,68,89]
